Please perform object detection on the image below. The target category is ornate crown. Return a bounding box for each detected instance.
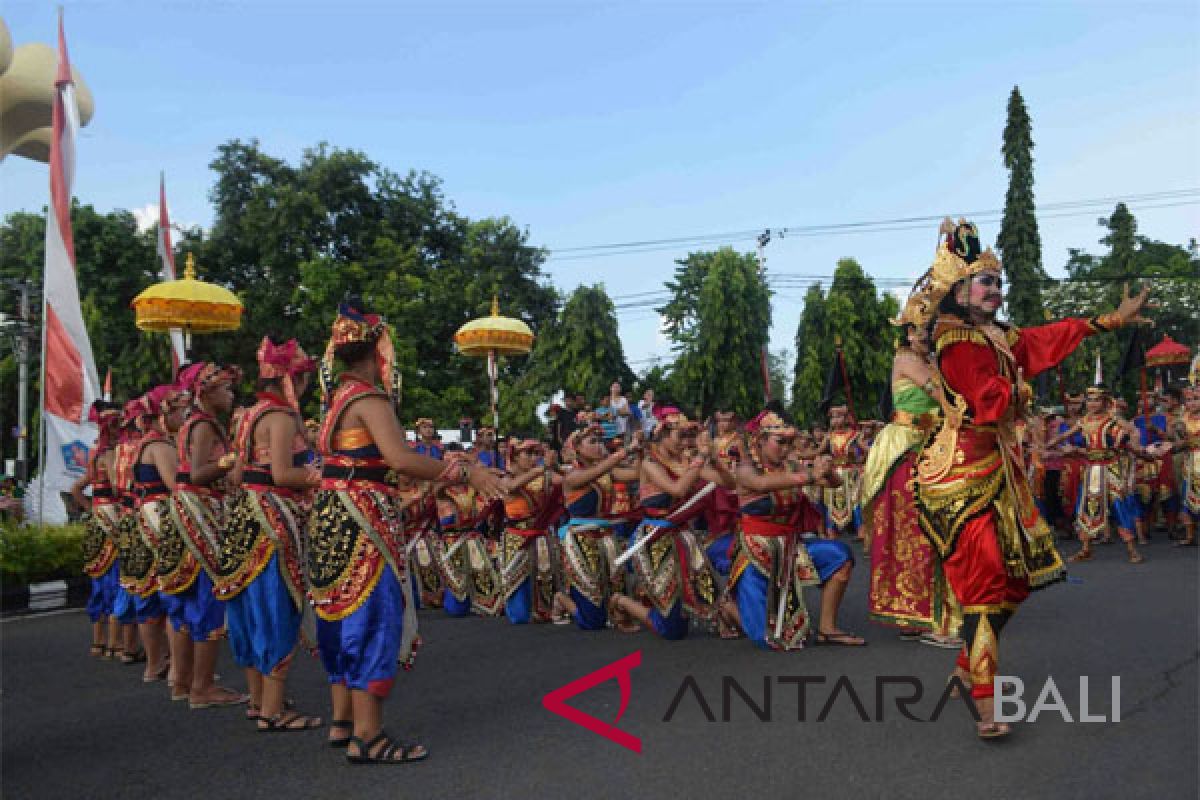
[895,219,1002,328]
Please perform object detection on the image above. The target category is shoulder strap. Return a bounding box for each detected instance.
[317,380,386,454]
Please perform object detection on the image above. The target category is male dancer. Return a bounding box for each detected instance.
[903,218,1151,739]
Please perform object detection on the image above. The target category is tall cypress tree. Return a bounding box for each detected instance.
[790,284,828,425]
[997,86,1047,327]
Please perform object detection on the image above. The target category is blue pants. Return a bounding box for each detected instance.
[506,577,533,625]
[705,533,735,577]
[86,562,120,622]
[317,564,406,698]
[114,588,164,625]
[648,603,689,640]
[169,570,226,641]
[571,586,607,631]
[806,538,854,583]
[734,566,773,650]
[226,553,301,674]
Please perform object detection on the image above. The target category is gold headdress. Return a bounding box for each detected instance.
[894,218,1002,329]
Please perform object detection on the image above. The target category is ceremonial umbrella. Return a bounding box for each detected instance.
[454,295,534,431]
[1145,334,1192,389]
[131,252,243,363]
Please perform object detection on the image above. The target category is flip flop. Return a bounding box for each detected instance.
[190,690,250,710]
[814,631,867,646]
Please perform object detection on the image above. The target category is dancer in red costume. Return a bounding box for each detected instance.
[901,219,1152,739]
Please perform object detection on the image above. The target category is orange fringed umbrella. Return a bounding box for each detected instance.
[454,295,534,430]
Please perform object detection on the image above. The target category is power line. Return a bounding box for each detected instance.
[545,190,1200,264]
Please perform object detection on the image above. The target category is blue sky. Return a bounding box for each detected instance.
[3,1,1197,376]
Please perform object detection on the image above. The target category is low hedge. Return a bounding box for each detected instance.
[0,521,88,586]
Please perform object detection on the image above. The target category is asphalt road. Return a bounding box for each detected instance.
[3,537,1196,800]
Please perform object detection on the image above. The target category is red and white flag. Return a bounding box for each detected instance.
[156,173,187,375]
[38,12,100,517]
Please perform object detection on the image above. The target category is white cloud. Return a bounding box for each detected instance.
[132,203,158,233]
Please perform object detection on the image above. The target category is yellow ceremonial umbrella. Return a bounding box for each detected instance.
[454,295,534,430]
[131,253,243,361]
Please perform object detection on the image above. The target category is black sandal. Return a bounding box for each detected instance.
[247,697,296,720]
[257,710,323,733]
[346,732,428,765]
[120,649,147,665]
[89,643,105,657]
[328,720,353,748]
[814,630,867,646]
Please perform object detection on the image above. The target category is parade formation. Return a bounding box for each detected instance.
[66,216,1197,761]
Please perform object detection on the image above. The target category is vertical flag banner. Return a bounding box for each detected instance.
[36,13,100,523]
[157,173,187,374]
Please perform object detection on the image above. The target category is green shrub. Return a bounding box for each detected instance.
[0,521,88,587]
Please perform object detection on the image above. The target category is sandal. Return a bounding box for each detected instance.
[120,649,147,665]
[814,630,867,646]
[257,710,323,733]
[347,732,428,765]
[1128,553,1145,564]
[246,698,296,720]
[977,721,1011,740]
[1067,549,1092,563]
[89,643,105,658]
[607,595,639,634]
[328,720,354,748]
[920,632,965,649]
[143,659,171,683]
[189,688,250,710]
[102,647,119,661]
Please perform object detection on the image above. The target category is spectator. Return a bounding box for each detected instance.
[594,397,618,440]
[476,426,505,470]
[412,417,443,459]
[551,394,581,451]
[638,389,657,436]
[609,382,631,441]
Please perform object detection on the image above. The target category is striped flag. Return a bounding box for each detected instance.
[37,11,100,521]
[157,173,187,375]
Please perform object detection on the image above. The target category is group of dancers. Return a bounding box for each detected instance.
[71,218,1193,751]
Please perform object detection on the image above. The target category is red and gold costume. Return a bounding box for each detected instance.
[903,220,1125,701]
[401,481,443,609]
[1177,395,1200,529]
[501,440,562,624]
[81,409,120,580]
[1071,400,1137,543]
[822,416,864,536]
[433,472,504,617]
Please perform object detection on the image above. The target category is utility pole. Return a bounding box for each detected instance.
[756,230,772,405]
[1,280,37,484]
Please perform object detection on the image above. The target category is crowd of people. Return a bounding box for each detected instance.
[69,219,1195,756]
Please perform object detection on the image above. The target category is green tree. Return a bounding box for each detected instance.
[791,283,828,425]
[997,86,1047,327]
[660,248,771,418]
[767,348,791,409]
[194,139,557,424]
[0,205,170,469]
[502,285,632,433]
[822,259,893,421]
[1044,205,1199,402]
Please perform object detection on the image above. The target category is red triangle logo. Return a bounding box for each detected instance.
[542,651,642,753]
